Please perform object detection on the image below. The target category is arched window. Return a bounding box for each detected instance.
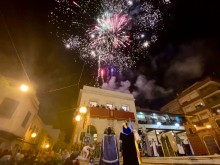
[87,125,97,135]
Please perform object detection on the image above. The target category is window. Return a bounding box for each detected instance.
[191,116,199,122]
[216,119,220,129]
[121,105,129,111]
[199,112,209,120]
[106,104,113,109]
[89,101,97,107]
[0,98,19,119]
[22,111,31,128]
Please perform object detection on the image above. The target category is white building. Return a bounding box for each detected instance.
[0,75,39,149]
[73,86,138,143]
[0,75,60,151]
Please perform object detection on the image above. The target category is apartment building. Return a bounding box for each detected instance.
[161,77,220,155]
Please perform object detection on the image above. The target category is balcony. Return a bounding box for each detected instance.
[199,85,220,97]
[180,86,220,108]
[89,107,135,121]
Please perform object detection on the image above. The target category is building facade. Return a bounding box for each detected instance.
[0,75,60,151]
[73,86,138,144]
[161,77,220,155]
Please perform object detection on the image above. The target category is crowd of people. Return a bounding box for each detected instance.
[0,147,80,165]
[0,142,101,165]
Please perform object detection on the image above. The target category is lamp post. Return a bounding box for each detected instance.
[74,106,88,144]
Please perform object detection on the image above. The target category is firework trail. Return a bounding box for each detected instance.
[49,0,170,78]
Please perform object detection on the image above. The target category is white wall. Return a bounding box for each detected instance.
[0,77,39,139]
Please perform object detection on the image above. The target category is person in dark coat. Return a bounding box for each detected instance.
[120,122,139,165]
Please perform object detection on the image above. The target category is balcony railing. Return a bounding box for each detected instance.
[138,119,185,126]
[89,107,135,121]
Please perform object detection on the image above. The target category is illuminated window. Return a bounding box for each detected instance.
[89,101,97,107]
[121,105,129,111]
[106,104,113,109]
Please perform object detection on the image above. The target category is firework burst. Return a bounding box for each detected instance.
[49,0,169,75]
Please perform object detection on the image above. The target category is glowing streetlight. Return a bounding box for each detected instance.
[31,132,37,138]
[206,125,212,129]
[75,115,81,121]
[45,144,50,148]
[79,106,87,114]
[20,84,29,92]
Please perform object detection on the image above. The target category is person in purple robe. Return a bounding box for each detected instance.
[99,127,120,165]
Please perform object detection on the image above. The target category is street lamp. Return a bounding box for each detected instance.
[74,106,88,143]
[20,84,29,92]
[206,125,212,129]
[75,115,81,122]
[45,144,50,148]
[79,106,87,114]
[31,132,37,138]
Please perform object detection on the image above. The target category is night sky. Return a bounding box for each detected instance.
[1,0,220,141]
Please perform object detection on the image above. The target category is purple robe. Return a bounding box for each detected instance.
[99,135,120,165]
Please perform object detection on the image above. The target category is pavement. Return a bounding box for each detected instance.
[78,155,220,165]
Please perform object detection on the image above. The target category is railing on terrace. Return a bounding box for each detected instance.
[138,119,184,126]
[89,107,135,121]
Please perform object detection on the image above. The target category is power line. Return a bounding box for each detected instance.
[1,10,86,94]
[47,83,78,93]
[45,63,85,93]
[0,11,31,83]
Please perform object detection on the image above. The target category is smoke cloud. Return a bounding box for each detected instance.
[102,75,173,100]
[165,41,206,87]
[102,76,131,94]
[132,75,173,100]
